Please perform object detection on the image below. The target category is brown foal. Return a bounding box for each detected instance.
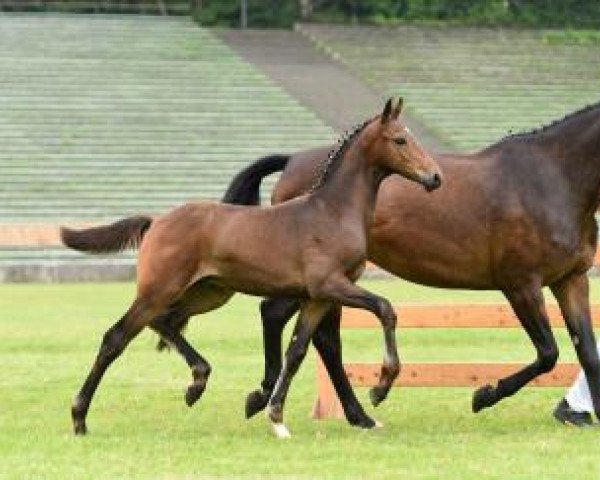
[62,98,442,437]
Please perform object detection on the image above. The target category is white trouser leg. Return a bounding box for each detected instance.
[564,342,600,414]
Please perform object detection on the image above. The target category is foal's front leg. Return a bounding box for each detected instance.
[267,300,331,438]
[317,275,400,406]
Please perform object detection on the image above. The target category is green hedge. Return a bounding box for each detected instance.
[2,0,600,28]
[193,0,600,28]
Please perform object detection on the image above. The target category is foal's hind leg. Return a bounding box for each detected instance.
[551,273,600,421]
[72,298,159,435]
[472,282,559,412]
[152,279,234,407]
[151,310,212,407]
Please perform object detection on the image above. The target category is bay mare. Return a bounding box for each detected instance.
[178,101,600,428]
[61,99,442,437]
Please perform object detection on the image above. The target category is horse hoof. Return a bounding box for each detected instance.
[374,419,384,428]
[185,382,206,407]
[472,384,495,413]
[369,386,387,407]
[245,389,269,419]
[348,412,377,429]
[271,422,291,439]
[73,421,88,436]
[156,338,170,352]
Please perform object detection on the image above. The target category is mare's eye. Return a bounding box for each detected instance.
[394,137,407,146]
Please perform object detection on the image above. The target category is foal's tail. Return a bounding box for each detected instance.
[60,215,152,254]
[222,154,290,206]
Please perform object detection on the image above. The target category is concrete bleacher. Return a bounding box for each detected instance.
[297,24,600,152]
[0,14,333,280]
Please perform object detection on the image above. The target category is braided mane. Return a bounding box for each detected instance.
[310,117,374,192]
[500,99,600,142]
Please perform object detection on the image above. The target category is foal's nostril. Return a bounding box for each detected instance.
[424,172,441,192]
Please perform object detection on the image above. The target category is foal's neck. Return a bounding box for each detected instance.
[314,146,388,225]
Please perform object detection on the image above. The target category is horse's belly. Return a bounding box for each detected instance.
[372,251,494,289]
[368,234,494,289]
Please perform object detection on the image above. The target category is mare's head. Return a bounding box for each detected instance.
[362,98,442,191]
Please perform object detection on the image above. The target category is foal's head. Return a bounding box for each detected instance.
[362,98,442,191]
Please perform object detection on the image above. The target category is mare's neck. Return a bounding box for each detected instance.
[314,147,388,225]
[542,108,600,214]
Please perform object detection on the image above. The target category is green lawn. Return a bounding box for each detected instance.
[1,279,599,479]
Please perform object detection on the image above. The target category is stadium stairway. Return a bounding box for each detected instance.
[296,24,600,152]
[215,28,448,152]
[0,14,335,280]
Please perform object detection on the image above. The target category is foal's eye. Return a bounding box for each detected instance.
[394,137,407,146]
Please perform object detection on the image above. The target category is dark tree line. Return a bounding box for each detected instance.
[1,1,599,28]
[193,0,600,28]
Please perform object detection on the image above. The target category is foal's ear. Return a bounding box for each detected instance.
[392,97,403,119]
[382,98,393,124]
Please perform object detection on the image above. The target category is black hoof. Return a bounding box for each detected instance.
[350,414,377,429]
[472,384,496,413]
[245,389,269,419]
[73,420,88,436]
[185,382,206,407]
[156,338,170,352]
[369,386,388,407]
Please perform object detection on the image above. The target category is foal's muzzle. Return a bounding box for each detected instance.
[423,172,442,192]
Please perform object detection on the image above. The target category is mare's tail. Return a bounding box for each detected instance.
[222,154,290,206]
[60,216,153,254]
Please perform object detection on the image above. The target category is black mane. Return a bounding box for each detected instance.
[499,99,600,143]
[311,117,373,192]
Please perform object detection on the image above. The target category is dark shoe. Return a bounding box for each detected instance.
[553,399,593,427]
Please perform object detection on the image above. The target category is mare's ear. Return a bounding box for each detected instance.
[381,98,393,124]
[392,97,403,119]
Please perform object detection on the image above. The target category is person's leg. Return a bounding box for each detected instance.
[553,343,600,426]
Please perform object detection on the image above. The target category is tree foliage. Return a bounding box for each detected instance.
[193,0,600,28]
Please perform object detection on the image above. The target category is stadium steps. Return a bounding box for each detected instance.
[297,24,600,152]
[215,28,449,152]
[0,14,334,280]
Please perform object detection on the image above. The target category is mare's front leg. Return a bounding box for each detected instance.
[247,297,376,429]
[245,296,301,418]
[551,272,600,421]
[317,276,400,407]
[312,306,377,427]
[267,300,331,438]
[472,281,559,412]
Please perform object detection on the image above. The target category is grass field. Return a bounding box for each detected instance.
[1,279,600,479]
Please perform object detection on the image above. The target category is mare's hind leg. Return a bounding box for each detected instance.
[267,300,331,438]
[472,281,558,412]
[551,272,600,421]
[72,298,159,435]
[152,278,234,407]
[245,296,301,418]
